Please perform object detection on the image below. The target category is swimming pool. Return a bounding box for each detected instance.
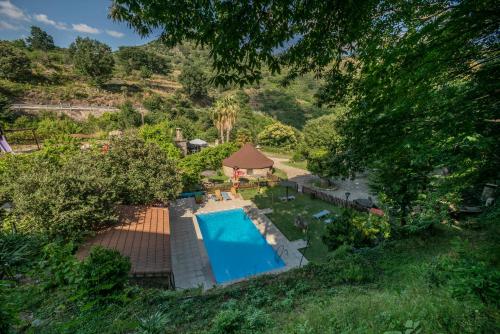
[196,208,285,283]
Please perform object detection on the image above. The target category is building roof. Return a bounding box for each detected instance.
[77,205,172,277]
[223,143,274,169]
[189,138,208,146]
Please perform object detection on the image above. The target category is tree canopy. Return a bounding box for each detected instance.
[69,37,115,86]
[111,0,499,224]
[26,26,55,51]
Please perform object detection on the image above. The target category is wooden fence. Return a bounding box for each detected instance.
[302,185,369,213]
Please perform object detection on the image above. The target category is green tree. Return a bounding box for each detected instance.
[69,37,115,86]
[211,95,239,143]
[26,26,55,50]
[4,151,117,239]
[117,101,142,128]
[0,42,31,81]
[105,136,182,204]
[111,0,500,226]
[178,65,208,99]
[116,46,170,75]
[257,123,298,149]
[301,112,353,179]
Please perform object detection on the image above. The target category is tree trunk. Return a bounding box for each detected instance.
[220,127,224,143]
[226,127,230,143]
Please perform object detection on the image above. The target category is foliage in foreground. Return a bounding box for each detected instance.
[1,223,498,333]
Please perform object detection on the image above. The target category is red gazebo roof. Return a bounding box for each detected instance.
[223,143,274,169]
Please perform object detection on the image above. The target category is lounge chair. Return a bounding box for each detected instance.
[230,187,240,199]
[221,192,232,201]
[313,210,330,219]
[214,189,223,201]
[279,195,296,201]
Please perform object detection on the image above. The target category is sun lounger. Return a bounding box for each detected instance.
[279,195,296,201]
[221,192,232,201]
[313,210,330,219]
[214,189,223,201]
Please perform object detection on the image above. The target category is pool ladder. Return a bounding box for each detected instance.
[275,244,288,262]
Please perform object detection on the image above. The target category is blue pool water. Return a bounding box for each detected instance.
[196,208,285,283]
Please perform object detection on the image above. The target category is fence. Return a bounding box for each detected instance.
[302,185,369,213]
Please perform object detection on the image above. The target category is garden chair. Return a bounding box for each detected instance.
[214,189,223,201]
[312,209,330,219]
[221,192,232,201]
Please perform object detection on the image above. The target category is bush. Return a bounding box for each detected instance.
[322,209,390,251]
[76,246,131,300]
[105,136,182,204]
[139,121,182,159]
[5,150,117,239]
[257,122,298,149]
[39,242,78,288]
[179,143,237,188]
[0,232,44,279]
[116,46,170,75]
[0,42,31,81]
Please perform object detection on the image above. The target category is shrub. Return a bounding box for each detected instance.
[322,209,390,251]
[0,42,31,81]
[179,143,237,188]
[0,232,43,279]
[6,150,117,239]
[105,136,182,204]
[257,122,298,149]
[139,121,182,159]
[76,246,131,300]
[137,311,169,334]
[39,242,78,288]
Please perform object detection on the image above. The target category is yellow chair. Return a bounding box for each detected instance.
[215,189,223,201]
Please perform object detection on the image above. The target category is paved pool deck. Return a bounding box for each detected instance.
[170,197,307,290]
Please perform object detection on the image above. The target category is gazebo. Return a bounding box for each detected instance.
[188,138,208,153]
[222,143,274,178]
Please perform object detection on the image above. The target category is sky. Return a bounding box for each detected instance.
[0,0,158,49]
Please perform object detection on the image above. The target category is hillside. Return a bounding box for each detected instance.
[0,40,327,130]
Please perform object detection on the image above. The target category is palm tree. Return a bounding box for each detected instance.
[212,95,239,143]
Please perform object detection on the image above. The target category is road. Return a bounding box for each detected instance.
[266,154,375,202]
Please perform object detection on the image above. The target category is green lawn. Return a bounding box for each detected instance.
[240,186,345,262]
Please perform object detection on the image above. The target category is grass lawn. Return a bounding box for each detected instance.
[272,167,288,180]
[284,160,308,171]
[240,185,345,262]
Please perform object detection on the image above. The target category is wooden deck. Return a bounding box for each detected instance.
[77,206,172,280]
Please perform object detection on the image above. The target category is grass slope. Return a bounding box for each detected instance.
[6,223,498,333]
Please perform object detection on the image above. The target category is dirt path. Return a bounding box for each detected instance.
[266,154,375,202]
